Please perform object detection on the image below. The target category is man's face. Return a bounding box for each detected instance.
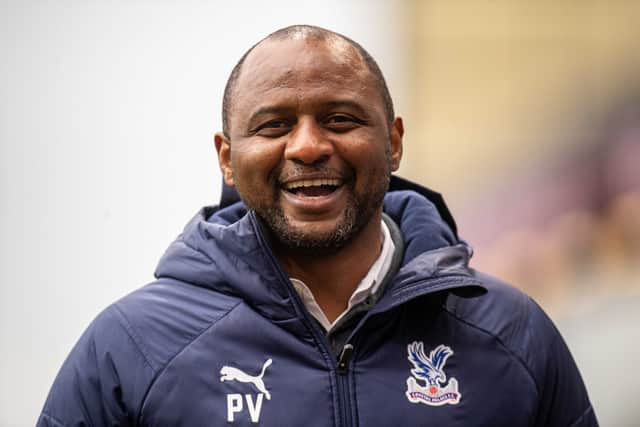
[216,38,403,253]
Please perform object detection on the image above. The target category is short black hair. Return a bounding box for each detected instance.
[221,25,395,138]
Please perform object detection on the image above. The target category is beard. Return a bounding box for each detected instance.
[260,180,385,255]
[237,154,392,256]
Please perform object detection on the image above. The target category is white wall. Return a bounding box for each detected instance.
[0,1,407,424]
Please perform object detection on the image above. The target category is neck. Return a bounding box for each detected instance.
[275,213,384,323]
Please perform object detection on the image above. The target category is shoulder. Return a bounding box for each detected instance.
[444,272,559,384]
[39,279,244,426]
[110,278,243,370]
[445,272,539,345]
[443,271,597,426]
[53,278,244,379]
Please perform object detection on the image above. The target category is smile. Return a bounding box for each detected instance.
[282,178,342,197]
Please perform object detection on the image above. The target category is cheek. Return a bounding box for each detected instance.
[231,141,285,184]
[340,133,390,173]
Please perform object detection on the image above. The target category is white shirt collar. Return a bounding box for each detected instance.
[290,221,395,333]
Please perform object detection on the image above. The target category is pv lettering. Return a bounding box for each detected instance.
[220,359,272,423]
[226,394,264,423]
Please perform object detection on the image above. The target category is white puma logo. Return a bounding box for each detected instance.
[220,359,273,400]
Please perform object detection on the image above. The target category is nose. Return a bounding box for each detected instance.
[284,117,333,165]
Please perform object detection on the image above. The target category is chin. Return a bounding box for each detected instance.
[253,184,383,255]
[263,211,362,255]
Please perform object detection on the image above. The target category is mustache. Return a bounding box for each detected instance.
[277,164,354,183]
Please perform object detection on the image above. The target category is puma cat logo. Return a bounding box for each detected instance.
[220,359,273,400]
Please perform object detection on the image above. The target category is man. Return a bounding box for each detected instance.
[39,25,597,426]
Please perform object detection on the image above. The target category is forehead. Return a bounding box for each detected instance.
[232,37,376,109]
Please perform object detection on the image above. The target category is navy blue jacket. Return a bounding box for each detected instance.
[39,177,597,426]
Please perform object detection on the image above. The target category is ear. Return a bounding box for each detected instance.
[389,117,404,172]
[214,132,234,186]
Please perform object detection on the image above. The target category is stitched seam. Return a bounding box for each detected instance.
[441,307,541,396]
[391,276,481,299]
[112,305,158,372]
[569,404,594,427]
[350,358,359,427]
[137,300,243,423]
[385,278,482,309]
[396,281,466,299]
[181,237,215,263]
[369,278,481,317]
[40,412,66,427]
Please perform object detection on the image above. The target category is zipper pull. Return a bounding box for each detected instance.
[337,344,354,375]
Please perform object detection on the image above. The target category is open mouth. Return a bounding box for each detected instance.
[282,178,341,197]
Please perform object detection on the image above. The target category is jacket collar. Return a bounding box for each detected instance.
[155,176,484,323]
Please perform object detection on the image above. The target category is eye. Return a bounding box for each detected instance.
[255,119,293,137]
[324,114,362,132]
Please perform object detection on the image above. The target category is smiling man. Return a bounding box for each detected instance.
[39,26,597,426]
[215,30,402,325]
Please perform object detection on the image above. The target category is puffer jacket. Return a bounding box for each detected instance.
[38,176,597,426]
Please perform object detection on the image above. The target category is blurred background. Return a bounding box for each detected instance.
[1,0,638,425]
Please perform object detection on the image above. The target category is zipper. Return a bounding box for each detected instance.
[249,212,357,427]
[337,344,354,375]
[337,344,355,426]
[248,212,483,427]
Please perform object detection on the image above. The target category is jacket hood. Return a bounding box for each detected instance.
[155,176,481,321]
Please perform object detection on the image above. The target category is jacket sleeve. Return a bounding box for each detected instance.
[38,306,156,427]
[529,299,598,427]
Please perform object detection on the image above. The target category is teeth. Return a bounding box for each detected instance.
[283,178,341,190]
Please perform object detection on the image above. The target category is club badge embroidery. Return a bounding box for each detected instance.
[405,342,462,406]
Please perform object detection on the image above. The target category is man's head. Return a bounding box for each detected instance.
[214,25,403,254]
[221,25,396,138]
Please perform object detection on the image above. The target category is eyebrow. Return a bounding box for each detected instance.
[244,106,294,132]
[324,100,370,118]
[247,99,370,123]
[247,106,293,125]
